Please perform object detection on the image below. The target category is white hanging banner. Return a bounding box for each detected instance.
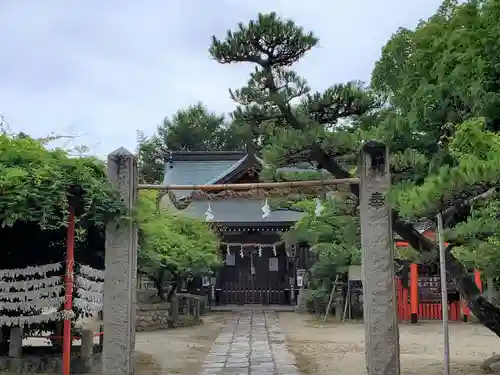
[0,275,62,292]
[75,276,103,293]
[225,253,235,266]
[269,258,279,272]
[0,263,62,279]
[78,265,105,281]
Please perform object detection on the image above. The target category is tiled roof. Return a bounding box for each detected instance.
[163,150,316,224]
[181,198,305,223]
[164,152,246,199]
[206,155,249,184]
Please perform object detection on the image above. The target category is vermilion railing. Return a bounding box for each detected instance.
[396,278,461,321]
[395,266,482,323]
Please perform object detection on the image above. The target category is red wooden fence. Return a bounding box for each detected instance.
[396,278,462,321]
[395,266,482,323]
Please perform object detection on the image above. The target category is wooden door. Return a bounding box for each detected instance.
[254,248,287,305]
[218,247,289,305]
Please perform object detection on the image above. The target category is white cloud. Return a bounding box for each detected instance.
[0,0,442,157]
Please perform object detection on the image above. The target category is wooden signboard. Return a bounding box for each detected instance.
[418,276,456,301]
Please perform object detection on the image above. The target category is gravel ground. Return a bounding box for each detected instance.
[134,313,227,375]
[278,312,499,375]
[21,314,227,375]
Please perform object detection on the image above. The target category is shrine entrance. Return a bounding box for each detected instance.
[217,241,291,305]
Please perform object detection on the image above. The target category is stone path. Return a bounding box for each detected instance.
[199,310,299,375]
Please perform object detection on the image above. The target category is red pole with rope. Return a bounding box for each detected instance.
[62,203,75,375]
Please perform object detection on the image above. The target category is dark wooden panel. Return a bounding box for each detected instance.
[217,235,289,305]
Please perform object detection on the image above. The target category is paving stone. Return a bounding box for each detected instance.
[201,364,225,370]
[198,310,298,375]
[225,367,249,373]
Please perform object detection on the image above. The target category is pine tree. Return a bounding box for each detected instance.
[209,12,500,335]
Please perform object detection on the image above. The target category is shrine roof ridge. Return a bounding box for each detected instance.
[167,150,247,162]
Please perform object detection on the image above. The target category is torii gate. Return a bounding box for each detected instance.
[102,141,400,375]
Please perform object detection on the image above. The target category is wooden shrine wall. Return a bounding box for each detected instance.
[215,231,294,305]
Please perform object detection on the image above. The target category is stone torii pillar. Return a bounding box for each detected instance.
[103,147,138,375]
[359,141,400,375]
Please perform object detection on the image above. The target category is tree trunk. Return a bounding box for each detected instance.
[153,270,166,302]
[166,276,182,302]
[315,150,500,337]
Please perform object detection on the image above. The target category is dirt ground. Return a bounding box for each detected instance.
[279,312,498,375]
[134,314,227,375]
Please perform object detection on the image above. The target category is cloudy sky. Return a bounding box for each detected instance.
[0,0,442,157]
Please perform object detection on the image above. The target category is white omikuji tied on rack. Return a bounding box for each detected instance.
[0,285,64,301]
[75,276,103,293]
[79,265,105,281]
[1,296,65,312]
[261,199,271,219]
[73,298,103,315]
[0,262,62,279]
[0,310,74,327]
[314,198,323,217]
[76,289,103,304]
[0,275,62,292]
[204,203,215,222]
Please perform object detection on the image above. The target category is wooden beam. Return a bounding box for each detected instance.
[137,178,360,191]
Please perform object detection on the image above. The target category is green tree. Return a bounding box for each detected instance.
[372,0,500,334]
[0,131,124,349]
[136,191,221,301]
[394,118,500,265]
[157,102,246,151]
[284,195,360,311]
[137,103,248,183]
[209,10,500,335]
[372,0,500,152]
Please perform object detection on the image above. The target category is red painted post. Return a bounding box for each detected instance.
[410,264,418,324]
[62,204,75,375]
[402,287,409,320]
[474,269,482,292]
[396,278,401,320]
[432,303,439,320]
[450,302,457,321]
[462,299,470,322]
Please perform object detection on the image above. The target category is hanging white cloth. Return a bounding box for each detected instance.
[204,203,215,221]
[261,199,271,219]
[314,198,323,217]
